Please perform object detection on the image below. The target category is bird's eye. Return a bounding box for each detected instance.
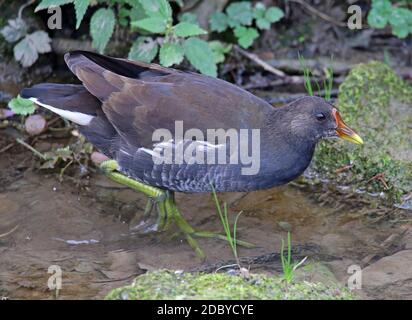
[315,113,326,121]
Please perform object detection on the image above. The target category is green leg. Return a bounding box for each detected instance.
[101,160,169,232]
[100,160,253,259]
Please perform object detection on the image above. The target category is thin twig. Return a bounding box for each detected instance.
[288,0,347,27]
[18,0,36,19]
[0,225,19,239]
[16,138,47,160]
[234,45,286,77]
[0,143,14,154]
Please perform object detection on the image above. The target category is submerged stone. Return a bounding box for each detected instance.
[312,61,412,204]
[105,270,354,300]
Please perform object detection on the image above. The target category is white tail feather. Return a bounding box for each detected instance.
[29,98,94,125]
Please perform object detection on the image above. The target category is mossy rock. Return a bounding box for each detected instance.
[105,270,354,300]
[313,61,412,204]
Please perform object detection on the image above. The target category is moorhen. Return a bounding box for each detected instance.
[21,51,363,257]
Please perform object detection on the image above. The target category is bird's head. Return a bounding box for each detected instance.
[287,96,363,145]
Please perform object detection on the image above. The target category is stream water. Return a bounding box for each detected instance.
[1,137,411,299]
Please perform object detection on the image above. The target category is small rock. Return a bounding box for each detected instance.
[362,250,412,299]
[277,221,292,232]
[91,151,109,166]
[0,108,14,119]
[25,114,47,136]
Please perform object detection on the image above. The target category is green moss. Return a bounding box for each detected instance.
[105,270,354,300]
[313,61,412,204]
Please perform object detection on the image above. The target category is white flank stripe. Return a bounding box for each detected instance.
[29,98,94,125]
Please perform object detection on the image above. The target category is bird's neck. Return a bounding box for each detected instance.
[258,107,317,185]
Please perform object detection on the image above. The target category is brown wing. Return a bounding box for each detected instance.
[64,51,273,149]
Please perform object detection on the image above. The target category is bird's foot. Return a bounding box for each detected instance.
[167,199,254,259]
[130,195,168,234]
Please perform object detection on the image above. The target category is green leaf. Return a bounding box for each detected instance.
[253,3,266,19]
[265,7,284,23]
[0,18,27,43]
[256,18,270,30]
[159,42,184,67]
[74,0,89,29]
[254,4,284,30]
[210,12,228,32]
[209,40,232,64]
[128,36,158,63]
[173,22,207,37]
[118,8,131,27]
[389,7,412,38]
[367,0,392,28]
[392,24,409,38]
[90,8,115,53]
[234,26,259,49]
[8,95,36,116]
[183,38,217,77]
[139,0,172,20]
[35,0,73,11]
[129,2,146,22]
[226,2,253,27]
[14,31,52,67]
[132,17,167,33]
[179,12,197,24]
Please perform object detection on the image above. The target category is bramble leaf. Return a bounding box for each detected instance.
[159,42,184,67]
[183,38,217,77]
[234,26,258,48]
[128,36,158,63]
[90,8,115,53]
[173,22,207,37]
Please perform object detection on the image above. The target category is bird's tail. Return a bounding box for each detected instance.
[20,83,118,157]
[20,83,100,125]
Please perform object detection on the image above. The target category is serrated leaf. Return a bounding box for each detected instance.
[183,38,217,77]
[139,0,172,20]
[265,7,284,23]
[90,8,115,53]
[392,24,409,38]
[13,31,51,67]
[159,42,184,67]
[0,18,27,43]
[29,31,52,53]
[389,7,412,38]
[131,17,167,33]
[129,2,146,22]
[388,7,411,27]
[8,95,36,116]
[35,0,73,11]
[234,26,259,49]
[209,40,232,64]
[253,2,266,19]
[74,0,89,29]
[128,36,158,63]
[173,22,206,37]
[14,37,38,67]
[367,0,392,28]
[179,12,197,24]
[256,18,270,30]
[209,12,228,32]
[226,2,253,27]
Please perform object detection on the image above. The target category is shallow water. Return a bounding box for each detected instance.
[1,138,411,299]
